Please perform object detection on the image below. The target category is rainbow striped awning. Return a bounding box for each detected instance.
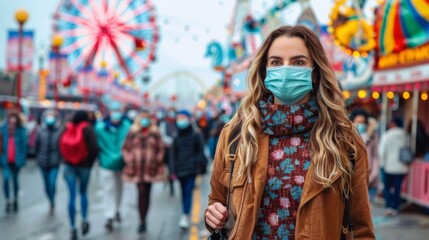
[375,0,429,56]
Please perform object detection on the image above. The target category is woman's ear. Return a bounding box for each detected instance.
[311,67,320,85]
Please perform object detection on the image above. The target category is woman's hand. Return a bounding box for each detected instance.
[205,202,229,230]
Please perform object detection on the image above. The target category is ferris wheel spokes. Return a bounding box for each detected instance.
[68,0,97,23]
[122,22,155,31]
[110,38,133,80]
[55,12,94,29]
[121,4,152,23]
[61,36,92,54]
[54,0,159,89]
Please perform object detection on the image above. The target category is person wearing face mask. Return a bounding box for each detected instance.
[159,107,178,196]
[204,26,374,239]
[122,110,164,234]
[172,110,206,229]
[35,109,63,214]
[60,110,99,240]
[126,109,138,122]
[351,109,380,204]
[194,110,211,145]
[378,117,409,216]
[208,112,231,160]
[95,102,131,232]
[1,112,27,214]
[154,108,166,126]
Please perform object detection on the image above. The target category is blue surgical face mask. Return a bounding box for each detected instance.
[111,111,122,122]
[357,123,367,135]
[168,111,176,119]
[176,119,190,129]
[264,66,313,105]
[156,112,165,119]
[45,116,56,126]
[140,118,151,128]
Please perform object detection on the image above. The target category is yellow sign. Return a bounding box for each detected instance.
[38,69,48,101]
[378,43,429,69]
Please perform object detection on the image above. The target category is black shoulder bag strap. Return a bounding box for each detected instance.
[341,156,356,240]
[226,127,240,209]
[209,126,240,240]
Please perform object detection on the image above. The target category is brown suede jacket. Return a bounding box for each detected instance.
[206,124,375,240]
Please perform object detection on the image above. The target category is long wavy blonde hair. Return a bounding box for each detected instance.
[227,25,365,197]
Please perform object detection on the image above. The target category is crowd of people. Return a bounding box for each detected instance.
[0,103,231,240]
[1,98,428,240]
[1,94,429,240]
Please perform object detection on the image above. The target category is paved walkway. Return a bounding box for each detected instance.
[0,161,428,239]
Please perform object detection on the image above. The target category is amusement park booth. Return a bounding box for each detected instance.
[371,0,429,208]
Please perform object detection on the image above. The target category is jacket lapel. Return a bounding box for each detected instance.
[299,163,342,212]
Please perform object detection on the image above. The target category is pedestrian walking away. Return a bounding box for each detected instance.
[1,112,27,214]
[172,110,206,230]
[204,25,375,239]
[35,109,63,214]
[95,102,131,233]
[379,117,409,217]
[59,110,98,240]
[122,110,165,234]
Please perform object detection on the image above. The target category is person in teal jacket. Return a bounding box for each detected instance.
[95,102,131,232]
[1,112,27,213]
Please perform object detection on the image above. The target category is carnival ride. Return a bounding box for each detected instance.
[53,0,159,89]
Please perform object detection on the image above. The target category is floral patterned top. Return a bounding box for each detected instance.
[253,96,318,240]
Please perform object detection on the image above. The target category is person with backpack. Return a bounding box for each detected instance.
[35,109,63,214]
[59,110,98,240]
[95,103,131,232]
[122,110,165,233]
[1,112,27,214]
[159,107,177,196]
[172,110,206,229]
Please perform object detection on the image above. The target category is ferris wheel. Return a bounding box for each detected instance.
[53,0,159,82]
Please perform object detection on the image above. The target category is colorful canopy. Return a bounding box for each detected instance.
[376,0,429,55]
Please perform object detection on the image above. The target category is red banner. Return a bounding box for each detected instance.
[6,30,34,72]
[48,51,69,85]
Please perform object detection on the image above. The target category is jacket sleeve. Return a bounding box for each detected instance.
[84,126,99,164]
[0,129,5,167]
[20,128,28,161]
[170,137,178,175]
[378,133,387,169]
[121,132,134,165]
[155,132,165,163]
[205,126,230,232]
[35,129,42,157]
[369,133,380,185]
[350,144,376,239]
